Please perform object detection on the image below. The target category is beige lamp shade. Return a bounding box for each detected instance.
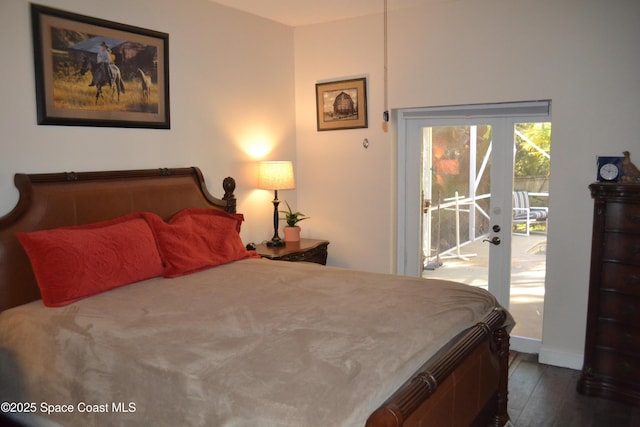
[258,161,295,190]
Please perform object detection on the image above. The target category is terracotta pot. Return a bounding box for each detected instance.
[283,226,301,242]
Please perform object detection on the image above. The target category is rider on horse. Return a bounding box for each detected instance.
[89,42,113,88]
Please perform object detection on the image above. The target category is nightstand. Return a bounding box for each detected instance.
[255,239,329,265]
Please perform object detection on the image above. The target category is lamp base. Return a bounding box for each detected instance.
[266,190,285,248]
[266,237,285,247]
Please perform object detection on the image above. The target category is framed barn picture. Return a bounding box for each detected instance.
[316,77,367,131]
[31,4,170,129]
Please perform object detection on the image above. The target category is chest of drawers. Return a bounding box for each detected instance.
[577,183,640,405]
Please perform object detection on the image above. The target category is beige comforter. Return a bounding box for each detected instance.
[0,258,512,427]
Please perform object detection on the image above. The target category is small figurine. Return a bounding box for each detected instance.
[621,151,640,183]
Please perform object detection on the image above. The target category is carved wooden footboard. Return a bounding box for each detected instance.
[366,307,510,427]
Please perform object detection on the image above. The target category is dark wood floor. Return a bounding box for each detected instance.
[507,352,640,427]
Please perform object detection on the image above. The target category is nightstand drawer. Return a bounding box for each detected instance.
[256,239,329,265]
[278,244,328,264]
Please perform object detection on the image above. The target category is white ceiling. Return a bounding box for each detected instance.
[209,0,442,27]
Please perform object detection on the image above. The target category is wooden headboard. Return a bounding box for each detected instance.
[0,167,236,312]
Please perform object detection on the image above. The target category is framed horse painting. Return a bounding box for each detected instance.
[31,4,170,129]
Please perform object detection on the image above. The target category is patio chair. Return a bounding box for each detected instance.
[512,191,548,236]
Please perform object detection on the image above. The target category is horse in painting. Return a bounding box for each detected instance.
[80,56,125,104]
[136,68,151,102]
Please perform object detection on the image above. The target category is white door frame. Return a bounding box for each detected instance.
[396,101,551,352]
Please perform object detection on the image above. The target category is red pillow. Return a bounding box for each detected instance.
[16,213,164,307]
[143,208,260,278]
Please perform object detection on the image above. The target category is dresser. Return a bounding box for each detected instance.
[255,239,329,265]
[577,183,640,405]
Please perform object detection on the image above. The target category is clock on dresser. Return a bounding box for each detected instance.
[577,183,640,406]
[596,156,624,182]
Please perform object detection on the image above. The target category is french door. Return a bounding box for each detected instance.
[396,102,551,352]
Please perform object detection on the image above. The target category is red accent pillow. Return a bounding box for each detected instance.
[16,213,164,307]
[143,208,260,278]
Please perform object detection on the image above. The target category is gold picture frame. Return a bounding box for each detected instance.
[31,4,170,129]
[315,77,367,131]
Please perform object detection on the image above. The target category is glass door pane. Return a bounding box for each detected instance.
[509,122,551,341]
[423,125,492,291]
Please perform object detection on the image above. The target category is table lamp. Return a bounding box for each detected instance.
[259,161,295,247]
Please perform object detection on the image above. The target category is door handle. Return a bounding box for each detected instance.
[483,236,501,245]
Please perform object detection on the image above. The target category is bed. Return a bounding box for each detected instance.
[0,167,512,427]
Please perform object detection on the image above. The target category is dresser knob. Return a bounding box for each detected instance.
[621,362,632,376]
[625,275,640,286]
[623,332,635,345]
[622,305,637,318]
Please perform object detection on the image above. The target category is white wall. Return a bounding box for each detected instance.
[294,0,640,368]
[0,0,297,245]
[294,14,390,272]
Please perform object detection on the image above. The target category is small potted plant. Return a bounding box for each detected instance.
[280,201,309,242]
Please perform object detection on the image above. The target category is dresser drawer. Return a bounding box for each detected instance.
[593,348,640,385]
[601,263,640,296]
[599,291,640,323]
[605,202,640,233]
[596,320,640,353]
[603,233,640,265]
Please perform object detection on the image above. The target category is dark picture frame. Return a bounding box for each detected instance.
[31,4,170,129]
[316,77,367,131]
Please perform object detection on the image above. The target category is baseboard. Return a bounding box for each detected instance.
[509,336,540,354]
[538,346,583,370]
